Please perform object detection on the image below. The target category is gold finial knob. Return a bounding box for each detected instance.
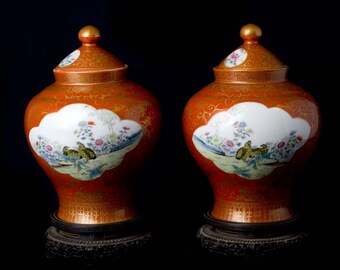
[240,24,262,44]
[78,25,101,45]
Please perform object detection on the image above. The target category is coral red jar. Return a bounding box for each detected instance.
[182,23,320,256]
[24,25,161,258]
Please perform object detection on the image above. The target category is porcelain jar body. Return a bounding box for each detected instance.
[24,26,161,225]
[183,24,320,223]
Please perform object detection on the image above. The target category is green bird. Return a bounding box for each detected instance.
[77,141,96,162]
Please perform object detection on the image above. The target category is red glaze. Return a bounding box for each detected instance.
[24,25,161,224]
[183,24,320,223]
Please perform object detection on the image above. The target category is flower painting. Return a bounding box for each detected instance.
[224,48,247,67]
[192,102,311,180]
[29,103,143,181]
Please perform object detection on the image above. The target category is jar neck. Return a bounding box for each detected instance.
[213,66,287,84]
[53,65,128,85]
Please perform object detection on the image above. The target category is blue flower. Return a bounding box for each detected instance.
[88,165,105,179]
[239,121,246,128]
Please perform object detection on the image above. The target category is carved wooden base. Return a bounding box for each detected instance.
[197,212,307,262]
[44,212,151,263]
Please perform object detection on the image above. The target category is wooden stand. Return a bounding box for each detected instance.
[197,212,307,265]
[44,212,151,264]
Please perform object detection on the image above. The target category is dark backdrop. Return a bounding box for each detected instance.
[1,0,336,267]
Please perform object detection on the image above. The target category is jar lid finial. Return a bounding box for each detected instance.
[78,25,101,45]
[240,24,262,44]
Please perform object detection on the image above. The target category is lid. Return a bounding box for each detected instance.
[53,25,127,84]
[214,23,287,83]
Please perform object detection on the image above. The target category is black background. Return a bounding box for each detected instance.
[1,0,337,267]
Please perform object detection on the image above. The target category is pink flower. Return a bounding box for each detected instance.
[231,53,239,60]
[95,139,104,147]
[226,140,234,147]
[46,145,53,152]
[277,141,285,149]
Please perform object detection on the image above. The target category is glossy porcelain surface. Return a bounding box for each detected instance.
[183,24,320,223]
[25,26,161,224]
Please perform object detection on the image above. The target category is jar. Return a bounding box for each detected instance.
[24,25,161,259]
[182,23,320,256]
